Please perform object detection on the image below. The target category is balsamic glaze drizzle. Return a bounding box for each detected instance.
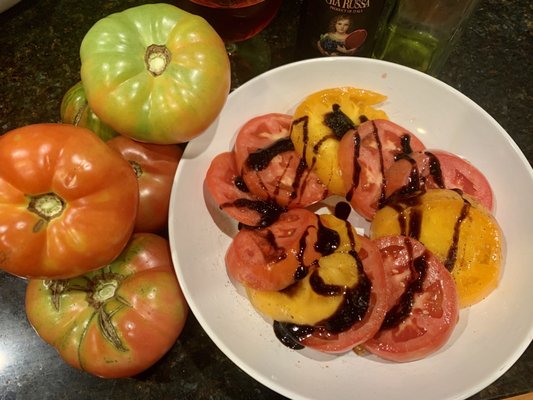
[246,138,295,171]
[380,238,429,330]
[444,198,471,271]
[223,198,286,228]
[384,190,472,273]
[345,130,361,203]
[324,104,356,139]
[274,217,372,349]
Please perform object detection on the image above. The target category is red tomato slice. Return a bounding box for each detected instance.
[299,235,388,353]
[338,119,425,220]
[225,208,322,291]
[384,149,494,211]
[364,235,459,362]
[204,151,285,228]
[234,113,327,208]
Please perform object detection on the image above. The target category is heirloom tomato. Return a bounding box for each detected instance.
[0,124,138,279]
[107,136,183,233]
[26,233,189,379]
[80,3,230,144]
[60,81,118,141]
[364,236,459,362]
[290,87,388,195]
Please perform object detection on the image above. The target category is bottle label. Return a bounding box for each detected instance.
[298,0,386,58]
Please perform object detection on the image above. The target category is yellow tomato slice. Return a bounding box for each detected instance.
[290,87,388,195]
[247,251,359,325]
[370,189,503,308]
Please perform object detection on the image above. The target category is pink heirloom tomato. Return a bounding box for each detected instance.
[107,136,183,233]
[0,124,138,279]
[25,233,189,379]
[80,3,231,144]
[364,235,459,362]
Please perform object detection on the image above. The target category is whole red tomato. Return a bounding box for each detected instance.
[0,123,138,279]
[107,136,183,233]
[25,233,189,378]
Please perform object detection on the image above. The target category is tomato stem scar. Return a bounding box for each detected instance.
[93,280,119,303]
[128,160,143,178]
[145,44,171,77]
[27,192,66,224]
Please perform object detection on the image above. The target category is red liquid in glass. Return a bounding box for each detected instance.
[175,0,283,42]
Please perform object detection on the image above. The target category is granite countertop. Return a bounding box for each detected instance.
[0,1,531,399]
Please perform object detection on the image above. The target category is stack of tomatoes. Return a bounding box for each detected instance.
[0,3,231,378]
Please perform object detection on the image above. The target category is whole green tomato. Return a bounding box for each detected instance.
[60,81,119,141]
[80,3,230,144]
[26,233,189,378]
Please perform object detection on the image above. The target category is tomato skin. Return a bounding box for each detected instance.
[107,136,183,233]
[60,81,119,141]
[80,3,230,144]
[234,113,328,208]
[364,235,459,362]
[25,233,189,378]
[0,123,138,279]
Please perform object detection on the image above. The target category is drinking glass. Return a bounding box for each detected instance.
[175,0,283,88]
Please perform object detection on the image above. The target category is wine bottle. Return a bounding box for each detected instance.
[296,0,390,59]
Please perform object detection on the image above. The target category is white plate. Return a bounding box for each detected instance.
[169,58,533,400]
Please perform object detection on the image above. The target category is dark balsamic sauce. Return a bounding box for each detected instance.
[425,151,445,188]
[384,188,472,274]
[314,218,340,256]
[380,238,429,330]
[223,198,286,228]
[245,136,321,207]
[246,138,295,171]
[369,121,388,208]
[291,116,311,167]
[444,198,471,271]
[293,221,320,281]
[399,133,414,155]
[274,217,372,349]
[334,201,352,221]
[324,104,356,139]
[345,129,361,203]
[272,321,311,350]
[234,175,249,192]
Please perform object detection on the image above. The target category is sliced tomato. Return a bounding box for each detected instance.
[204,151,285,228]
[225,208,321,291]
[299,235,388,353]
[364,235,459,362]
[384,149,494,211]
[338,119,425,220]
[234,113,328,208]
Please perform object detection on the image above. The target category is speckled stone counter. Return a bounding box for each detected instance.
[0,1,531,399]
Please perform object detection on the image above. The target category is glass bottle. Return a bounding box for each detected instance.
[296,0,389,59]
